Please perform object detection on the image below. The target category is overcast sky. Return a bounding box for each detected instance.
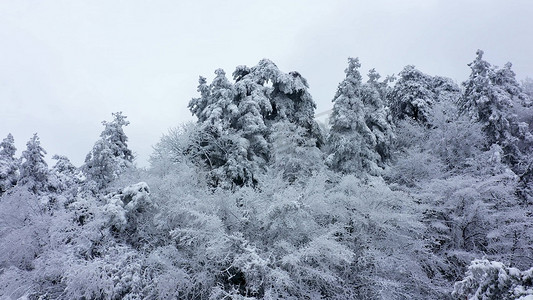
[1,0,532,167]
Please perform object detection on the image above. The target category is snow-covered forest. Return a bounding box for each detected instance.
[1,50,533,299]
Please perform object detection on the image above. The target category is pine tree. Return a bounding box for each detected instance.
[460,50,531,169]
[189,68,254,187]
[99,112,134,162]
[388,65,435,125]
[188,76,210,124]
[232,59,322,182]
[19,133,49,194]
[517,78,533,133]
[83,112,134,190]
[327,58,393,175]
[0,133,19,195]
[230,60,276,185]
[188,69,238,172]
[189,69,237,128]
[462,50,512,146]
[363,68,395,166]
[188,60,322,187]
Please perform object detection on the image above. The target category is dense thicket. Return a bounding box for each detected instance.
[1,51,532,299]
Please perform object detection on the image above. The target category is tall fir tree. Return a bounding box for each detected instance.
[0,133,19,195]
[363,68,395,166]
[460,50,531,171]
[327,58,395,176]
[19,133,49,194]
[188,69,239,172]
[83,112,134,190]
[327,58,384,175]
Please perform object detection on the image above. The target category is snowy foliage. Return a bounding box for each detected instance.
[387,86,533,294]
[103,182,153,237]
[522,78,533,110]
[83,112,134,190]
[389,100,486,180]
[2,53,533,300]
[327,58,394,176]
[460,50,533,203]
[453,259,533,300]
[389,65,460,125]
[48,154,81,195]
[0,133,19,195]
[142,166,437,299]
[63,245,143,299]
[188,60,322,187]
[269,121,323,183]
[460,50,529,162]
[19,133,49,194]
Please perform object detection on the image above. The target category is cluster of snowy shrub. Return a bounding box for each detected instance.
[1,50,532,299]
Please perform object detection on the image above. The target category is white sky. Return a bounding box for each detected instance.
[1,0,532,167]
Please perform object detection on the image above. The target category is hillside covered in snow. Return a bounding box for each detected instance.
[1,51,533,299]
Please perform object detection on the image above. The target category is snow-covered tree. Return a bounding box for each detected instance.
[103,182,155,248]
[188,60,322,187]
[83,112,134,191]
[327,58,394,176]
[493,63,533,170]
[388,65,461,127]
[460,51,528,162]
[453,259,533,300]
[99,112,134,162]
[516,78,533,134]
[266,66,322,145]
[389,65,436,124]
[189,69,237,129]
[19,134,49,194]
[460,50,533,203]
[423,100,486,174]
[0,133,19,195]
[229,60,277,185]
[48,155,81,198]
[493,62,530,108]
[363,68,396,166]
[188,69,246,186]
[327,57,373,174]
